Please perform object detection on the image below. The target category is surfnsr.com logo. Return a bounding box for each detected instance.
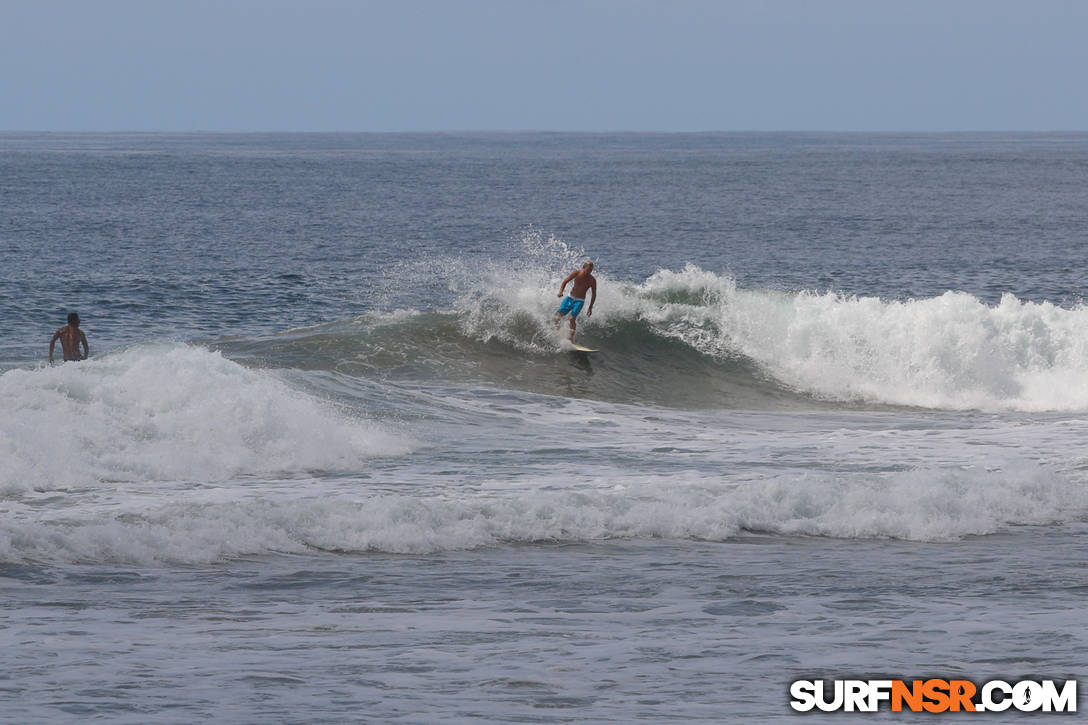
[789,679,1077,713]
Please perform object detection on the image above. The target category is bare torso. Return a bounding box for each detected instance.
[566,270,596,300]
[51,325,88,361]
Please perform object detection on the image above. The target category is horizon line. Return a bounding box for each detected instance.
[3,128,1088,135]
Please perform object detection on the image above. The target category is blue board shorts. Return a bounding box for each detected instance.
[557,296,585,318]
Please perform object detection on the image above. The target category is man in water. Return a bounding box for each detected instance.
[554,261,597,341]
[49,312,90,363]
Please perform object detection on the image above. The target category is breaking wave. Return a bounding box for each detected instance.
[220,236,1088,412]
[0,344,411,494]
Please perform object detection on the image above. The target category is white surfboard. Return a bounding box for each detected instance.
[558,338,598,353]
[555,328,597,353]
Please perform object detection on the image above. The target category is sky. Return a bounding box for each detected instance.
[2,0,1087,132]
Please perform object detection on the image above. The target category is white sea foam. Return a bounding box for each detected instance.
[2,461,1082,564]
[611,265,1088,411]
[0,344,411,494]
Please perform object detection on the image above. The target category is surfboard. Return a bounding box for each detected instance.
[554,329,597,353]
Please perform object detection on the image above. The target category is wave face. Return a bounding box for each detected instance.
[0,344,411,494]
[220,237,1088,413]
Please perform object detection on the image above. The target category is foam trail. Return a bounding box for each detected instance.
[2,461,1083,564]
[0,344,411,494]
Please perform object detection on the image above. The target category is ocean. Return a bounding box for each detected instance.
[2,132,1086,722]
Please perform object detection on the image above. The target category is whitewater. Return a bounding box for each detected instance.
[2,132,1086,723]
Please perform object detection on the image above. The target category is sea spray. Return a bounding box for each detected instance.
[0,344,411,494]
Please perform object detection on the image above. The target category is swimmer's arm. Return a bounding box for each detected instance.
[49,330,59,363]
[79,330,89,359]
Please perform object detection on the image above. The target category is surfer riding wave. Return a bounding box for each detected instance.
[554,261,596,341]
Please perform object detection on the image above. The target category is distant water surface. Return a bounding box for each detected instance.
[2,132,1086,722]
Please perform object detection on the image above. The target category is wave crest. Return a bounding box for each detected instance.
[3,462,1081,564]
[0,344,411,493]
[241,259,1088,412]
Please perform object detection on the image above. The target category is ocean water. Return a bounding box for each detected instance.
[2,132,1086,722]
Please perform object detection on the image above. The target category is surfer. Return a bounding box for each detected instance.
[554,261,596,341]
[49,312,90,363]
